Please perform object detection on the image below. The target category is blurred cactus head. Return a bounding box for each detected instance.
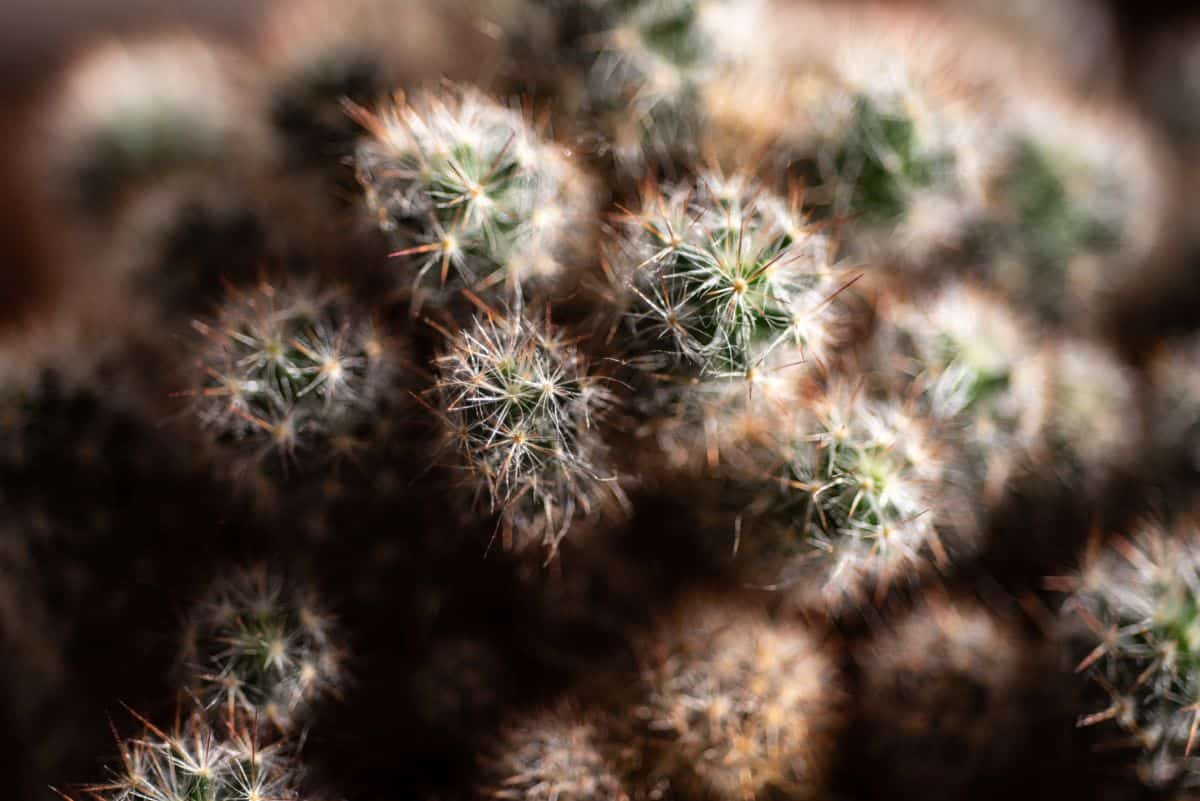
[353,86,595,307]
[45,37,249,214]
[1064,520,1200,788]
[639,601,840,799]
[187,281,396,471]
[433,310,618,554]
[84,710,300,801]
[480,708,627,801]
[611,171,840,379]
[182,567,342,731]
[742,381,969,609]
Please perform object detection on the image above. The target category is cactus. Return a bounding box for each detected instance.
[181,567,342,731]
[480,707,627,801]
[433,310,618,553]
[637,600,840,800]
[1062,519,1200,788]
[737,381,971,608]
[353,86,595,307]
[43,37,253,216]
[186,281,397,470]
[77,710,302,801]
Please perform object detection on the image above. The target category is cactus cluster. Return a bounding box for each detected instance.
[12,2,1200,801]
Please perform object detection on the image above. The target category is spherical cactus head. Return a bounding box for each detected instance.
[638,599,841,799]
[353,86,595,307]
[433,309,618,555]
[1064,519,1200,789]
[85,709,301,801]
[187,281,397,472]
[611,171,841,380]
[181,566,342,732]
[739,380,973,611]
[480,707,628,801]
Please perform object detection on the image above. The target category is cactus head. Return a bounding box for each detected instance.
[480,707,627,801]
[84,710,301,801]
[433,310,617,554]
[182,567,342,731]
[187,281,396,472]
[1064,519,1200,788]
[354,86,595,307]
[638,600,841,800]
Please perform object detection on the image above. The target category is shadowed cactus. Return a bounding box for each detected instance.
[1060,519,1200,789]
[636,599,841,800]
[480,706,628,801]
[186,281,398,472]
[182,567,343,732]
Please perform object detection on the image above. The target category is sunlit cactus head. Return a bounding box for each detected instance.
[1060,518,1200,788]
[856,597,1050,799]
[872,282,1040,495]
[739,380,972,610]
[42,36,253,215]
[181,567,342,732]
[479,706,628,801]
[353,86,596,307]
[609,171,843,379]
[81,709,301,801]
[433,310,619,555]
[187,281,397,471]
[637,599,841,800]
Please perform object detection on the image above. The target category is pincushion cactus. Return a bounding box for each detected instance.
[182,567,342,731]
[737,381,973,609]
[432,310,618,554]
[186,281,397,471]
[637,600,840,800]
[1061,519,1200,788]
[353,86,596,307]
[480,707,628,801]
[78,710,302,801]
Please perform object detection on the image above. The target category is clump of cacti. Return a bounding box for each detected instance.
[1061,519,1200,788]
[14,2,1200,801]
[432,310,618,553]
[354,86,595,307]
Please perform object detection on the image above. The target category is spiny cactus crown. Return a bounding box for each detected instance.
[189,282,391,463]
[355,87,589,303]
[84,712,300,801]
[613,172,836,378]
[1066,521,1200,787]
[765,384,949,603]
[641,603,837,800]
[434,311,613,552]
[182,568,342,731]
[481,711,627,801]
